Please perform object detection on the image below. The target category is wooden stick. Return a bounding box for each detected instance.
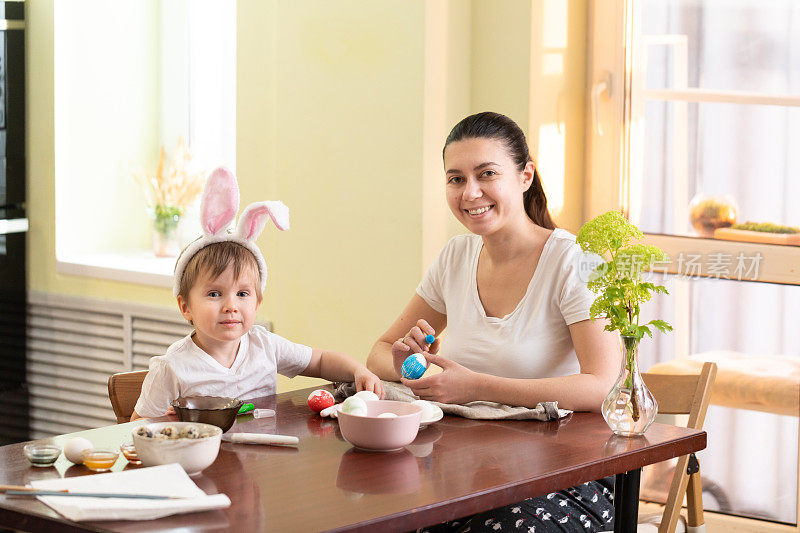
[4,490,187,500]
[0,485,67,493]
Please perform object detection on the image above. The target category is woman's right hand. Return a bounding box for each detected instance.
[391,319,439,375]
[367,294,447,381]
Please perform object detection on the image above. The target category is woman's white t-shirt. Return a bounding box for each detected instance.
[416,229,597,380]
[133,325,312,418]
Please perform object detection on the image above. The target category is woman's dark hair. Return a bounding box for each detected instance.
[443,111,556,230]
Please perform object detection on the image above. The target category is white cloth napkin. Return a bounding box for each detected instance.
[30,463,231,522]
[334,381,572,420]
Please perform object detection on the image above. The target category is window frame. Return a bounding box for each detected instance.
[586,0,800,287]
[53,1,236,286]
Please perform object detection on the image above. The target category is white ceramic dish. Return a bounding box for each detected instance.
[132,422,221,475]
[418,405,444,428]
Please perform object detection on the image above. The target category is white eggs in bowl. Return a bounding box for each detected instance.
[338,400,423,452]
[352,390,380,402]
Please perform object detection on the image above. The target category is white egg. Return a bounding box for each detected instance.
[377,412,398,418]
[353,390,379,402]
[342,396,368,415]
[411,400,436,420]
[63,437,94,464]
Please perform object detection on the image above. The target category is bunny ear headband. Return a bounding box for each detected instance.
[172,167,289,297]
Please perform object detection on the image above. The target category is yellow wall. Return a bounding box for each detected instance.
[470,0,588,233]
[26,0,589,392]
[528,0,588,233]
[471,0,533,130]
[237,0,429,389]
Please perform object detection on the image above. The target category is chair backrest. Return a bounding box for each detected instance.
[108,370,148,423]
[642,361,717,533]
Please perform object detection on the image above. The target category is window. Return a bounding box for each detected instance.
[632,0,800,245]
[588,0,800,525]
[54,0,236,285]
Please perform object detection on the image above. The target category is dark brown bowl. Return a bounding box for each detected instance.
[171,396,243,432]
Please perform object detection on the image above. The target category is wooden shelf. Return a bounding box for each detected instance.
[643,233,800,286]
[714,227,800,246]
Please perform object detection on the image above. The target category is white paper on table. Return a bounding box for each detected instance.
[29,463,231,522]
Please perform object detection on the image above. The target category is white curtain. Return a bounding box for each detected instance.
[636,0,800,523]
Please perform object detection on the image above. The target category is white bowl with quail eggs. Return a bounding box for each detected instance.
[132,421,222,475]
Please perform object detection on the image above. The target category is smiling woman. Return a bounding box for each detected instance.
[443,112,556,234]
[367,112,621,531]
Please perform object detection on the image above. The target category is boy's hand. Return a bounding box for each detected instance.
[165,406,175,415]
[391,319,439,376]
[354,366,385,399]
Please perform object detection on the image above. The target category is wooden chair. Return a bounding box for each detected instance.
[107,370,148,423]
[637,361,717,533]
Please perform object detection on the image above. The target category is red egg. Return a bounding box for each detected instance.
[307,389,335,413]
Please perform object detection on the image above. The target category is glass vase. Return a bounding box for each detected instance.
[601,336,658,436]
[151,205,183,258]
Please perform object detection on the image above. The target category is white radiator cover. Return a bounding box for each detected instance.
[26,291,271,439]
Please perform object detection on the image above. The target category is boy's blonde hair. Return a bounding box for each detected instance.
[177,241,263,302]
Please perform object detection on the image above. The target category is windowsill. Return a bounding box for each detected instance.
[57,251,175,288]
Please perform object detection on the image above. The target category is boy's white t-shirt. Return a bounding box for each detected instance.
[133,325,312,418]
[416,229,597,380]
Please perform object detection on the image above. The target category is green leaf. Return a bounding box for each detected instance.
[614,244,669,278]
[576,210,671,339]
[647,319,673,333]
[576,211,643,256]
[588,263,609,282]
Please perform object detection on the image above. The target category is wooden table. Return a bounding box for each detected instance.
[0,386,705,532]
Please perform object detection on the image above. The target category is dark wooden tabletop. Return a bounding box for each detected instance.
[0,386,705,532]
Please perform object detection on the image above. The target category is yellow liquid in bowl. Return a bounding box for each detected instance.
[83,451,118,472]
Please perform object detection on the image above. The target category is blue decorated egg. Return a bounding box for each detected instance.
[401,353,428,380]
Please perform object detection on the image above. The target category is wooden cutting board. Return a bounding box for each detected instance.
[714,227,800,246]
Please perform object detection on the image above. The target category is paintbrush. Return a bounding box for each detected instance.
[3,489,189,500]
[0,485,66,493]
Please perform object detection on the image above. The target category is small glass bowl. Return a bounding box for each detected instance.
[81,449,119,472]
[119,443,141,465]
[23,444,62,467]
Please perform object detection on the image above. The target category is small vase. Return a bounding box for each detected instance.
[601,336,658,436]
[151,205,183,257]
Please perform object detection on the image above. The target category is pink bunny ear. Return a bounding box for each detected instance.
[200,167,240,236]
[236,201,290,240]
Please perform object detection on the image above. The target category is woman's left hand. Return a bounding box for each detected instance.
[401,353,479,404]
[354,366,385,399]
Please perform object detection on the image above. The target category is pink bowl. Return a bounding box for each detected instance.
[337,400,423,452]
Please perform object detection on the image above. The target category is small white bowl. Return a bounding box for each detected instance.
[132,422,221,475]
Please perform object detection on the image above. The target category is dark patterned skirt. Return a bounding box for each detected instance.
[417,477,615,532]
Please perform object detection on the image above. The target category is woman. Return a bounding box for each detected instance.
[366,112,620,531]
